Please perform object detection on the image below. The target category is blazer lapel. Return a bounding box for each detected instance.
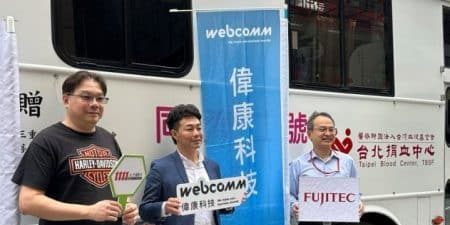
[171,151,189,183]
[203,160,218,180]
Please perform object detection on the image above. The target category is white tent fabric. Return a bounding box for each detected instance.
[0,17,21,225]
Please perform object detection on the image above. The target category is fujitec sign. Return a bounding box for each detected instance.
[298,177,360,223]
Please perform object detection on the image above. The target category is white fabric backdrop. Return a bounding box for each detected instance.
[0,16,21,225]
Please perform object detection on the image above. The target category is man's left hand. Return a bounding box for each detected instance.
[358,201,365,217]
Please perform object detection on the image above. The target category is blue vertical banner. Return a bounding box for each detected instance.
[197,10,284,225]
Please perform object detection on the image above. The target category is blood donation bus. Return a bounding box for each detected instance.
[2,0,450,225]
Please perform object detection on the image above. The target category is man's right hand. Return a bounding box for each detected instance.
[87,200,122,222]
[164,198,181,216]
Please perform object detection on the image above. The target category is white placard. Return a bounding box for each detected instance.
[298,177,359,222]
[108,155,147,196]
[177,176,247,215]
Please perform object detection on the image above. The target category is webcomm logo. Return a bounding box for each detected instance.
[179,178,247,197]
[205,24,272,39]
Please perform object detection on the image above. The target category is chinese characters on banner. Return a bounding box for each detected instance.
[230,67,257,197]
[197,10,284,225]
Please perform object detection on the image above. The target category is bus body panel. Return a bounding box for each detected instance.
[1,0,448,224]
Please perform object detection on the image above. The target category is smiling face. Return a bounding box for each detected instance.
[171,116,203,153]
[307,115,336,153]
[63,79,105,132]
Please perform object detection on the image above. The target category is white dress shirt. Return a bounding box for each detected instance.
[178,151,216,225]
[161,150,216,225]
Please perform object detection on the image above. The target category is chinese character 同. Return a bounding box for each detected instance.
[156,106,173,143]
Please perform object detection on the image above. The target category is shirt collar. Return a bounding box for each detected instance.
[310,149,339,162]
[177,149,204,167]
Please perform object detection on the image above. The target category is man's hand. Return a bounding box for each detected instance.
[122,202,139,225]
[87,200,122,222]
[239,192,248,203]
[358,201,365,217]
[291,202,299,220]
[164,197,181,215]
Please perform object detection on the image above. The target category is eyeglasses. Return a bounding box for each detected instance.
[314,126,337,134]
[68,94,109,104]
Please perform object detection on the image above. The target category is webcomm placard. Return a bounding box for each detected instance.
[176,176,247,215]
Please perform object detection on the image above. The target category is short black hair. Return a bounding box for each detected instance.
[166,104,202,144]
[62,71,107,95]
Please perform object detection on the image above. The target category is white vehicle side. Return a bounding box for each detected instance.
[1,0,449,225]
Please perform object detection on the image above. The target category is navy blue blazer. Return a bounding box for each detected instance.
[139,151,223,225]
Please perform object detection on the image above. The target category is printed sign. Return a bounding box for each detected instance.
[176,176,247,215]
[108,155,147,197]
[298,177,359,223]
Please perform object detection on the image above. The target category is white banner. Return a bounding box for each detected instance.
[176,176,247,215]
[298,177,359,223]
[0,16,21,225]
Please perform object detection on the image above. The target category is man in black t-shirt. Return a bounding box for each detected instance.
[12,71,139,225]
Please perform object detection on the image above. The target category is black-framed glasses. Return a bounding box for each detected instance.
[314,126,337,134]
[68,94,109,104]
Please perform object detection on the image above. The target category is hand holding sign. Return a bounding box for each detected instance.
[176,176,247,215]
[122,202,139,225]
[164,197,182,215]
[108,155,147,209]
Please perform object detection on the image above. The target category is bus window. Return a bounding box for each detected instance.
[444,6,450,68]
[287,0,394,96]
[51,0,193,77]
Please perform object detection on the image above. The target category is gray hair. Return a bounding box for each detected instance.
[307,111,335,132]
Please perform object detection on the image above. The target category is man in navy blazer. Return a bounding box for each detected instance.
[139,104,232,225]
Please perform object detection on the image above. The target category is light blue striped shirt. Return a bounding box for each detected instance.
[289,149,357,205]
